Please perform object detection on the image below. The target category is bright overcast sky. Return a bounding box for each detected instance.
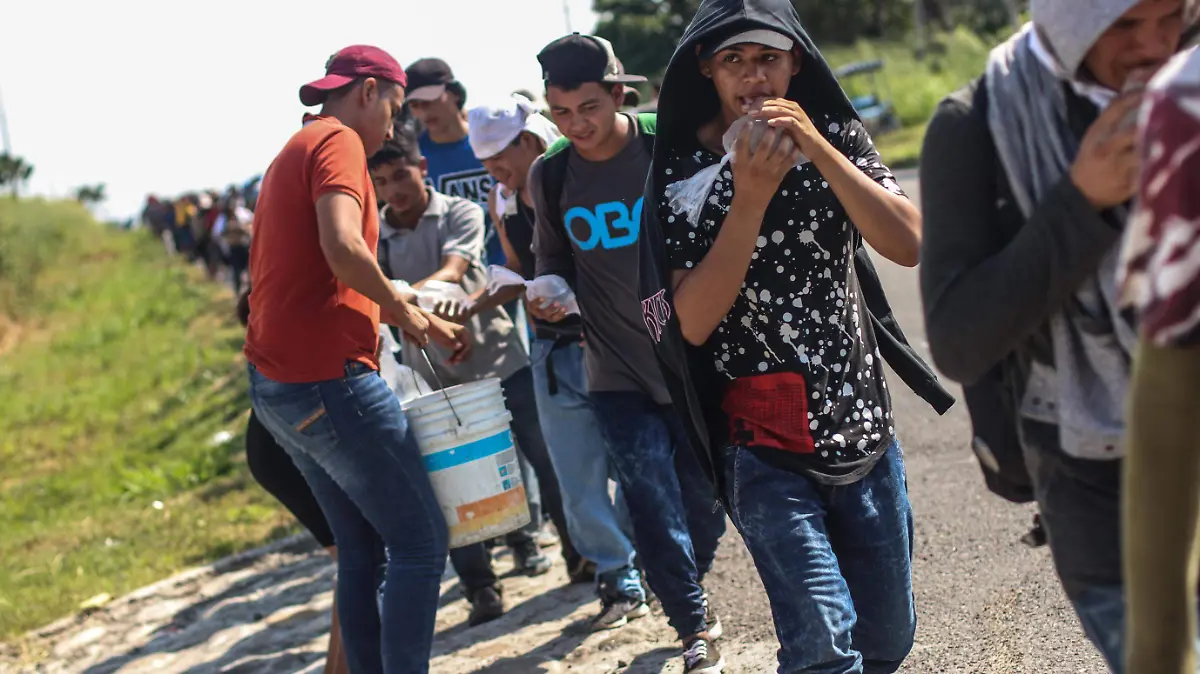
[2,0,598,221]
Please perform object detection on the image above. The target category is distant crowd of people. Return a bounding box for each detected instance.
[139,179,260,294]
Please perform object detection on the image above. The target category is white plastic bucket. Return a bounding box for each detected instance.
[402,378,531,548]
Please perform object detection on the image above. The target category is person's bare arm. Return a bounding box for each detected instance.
[465,189,527,317]
[412,254,471,289]
[490,188,525,275]
[671,125,799,345]
[807,143,921,266]
[316,192,449,348]
[315,192,412,313]
[467,285,526,319]
[757,99,921,266]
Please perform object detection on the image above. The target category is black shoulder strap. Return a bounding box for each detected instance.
[540,113,658,236]
[539,138,572,243]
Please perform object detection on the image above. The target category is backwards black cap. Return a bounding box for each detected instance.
[537,33,648,88]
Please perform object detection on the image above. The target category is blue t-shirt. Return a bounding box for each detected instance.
[419,133,504,266]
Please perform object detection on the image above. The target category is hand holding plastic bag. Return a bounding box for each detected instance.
[664,115,810,227]
[486,266,581,318]
[391,279,473,322]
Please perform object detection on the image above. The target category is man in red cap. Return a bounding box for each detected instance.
[245,44,469,673]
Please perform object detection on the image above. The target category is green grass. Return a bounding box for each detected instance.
[0,201,296,644]
[872,122,927,170]
[823,27,993,167]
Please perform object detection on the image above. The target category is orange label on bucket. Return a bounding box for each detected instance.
[456,485,527,524]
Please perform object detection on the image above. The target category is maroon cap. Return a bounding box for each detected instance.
[299,45,407,107]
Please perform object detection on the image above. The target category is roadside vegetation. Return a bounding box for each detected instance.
[0,199,293,643]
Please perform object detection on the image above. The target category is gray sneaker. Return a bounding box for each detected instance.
[683,637,724,673]
[592,597,650,631]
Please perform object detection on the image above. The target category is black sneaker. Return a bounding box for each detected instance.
[683,637,724,673]
[701,592,723,640]
[591,596,650,631]
[466,586,504,627]
[512,540,553,576]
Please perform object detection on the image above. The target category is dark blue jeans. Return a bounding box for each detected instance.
[722,439,915,674]
[248,362,448,674]
[1021,442,1126,670]
[591,391,726,638]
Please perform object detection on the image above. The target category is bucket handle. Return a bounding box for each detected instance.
[420,346,463,427]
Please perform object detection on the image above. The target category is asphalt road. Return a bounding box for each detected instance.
[700,170,1108,673]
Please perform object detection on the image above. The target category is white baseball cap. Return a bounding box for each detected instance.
[467,94,562,161]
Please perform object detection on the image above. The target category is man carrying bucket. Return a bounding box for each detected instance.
[368,122,576,627]
[244,45,470,673]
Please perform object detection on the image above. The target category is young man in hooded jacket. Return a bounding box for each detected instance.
[919,1,1184,669]
[638,0,947,671]
[528,32,729,673]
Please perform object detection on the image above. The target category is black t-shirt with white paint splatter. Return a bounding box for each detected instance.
[659,116,907,484]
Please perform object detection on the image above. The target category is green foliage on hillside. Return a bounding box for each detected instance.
[0,201,294,642]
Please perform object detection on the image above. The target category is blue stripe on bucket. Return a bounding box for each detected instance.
[423,431,513,473]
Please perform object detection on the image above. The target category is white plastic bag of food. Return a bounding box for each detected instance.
[486,266,581,316]
[390,279,475,314]
[664,116,809,228]
[378,328,435,403]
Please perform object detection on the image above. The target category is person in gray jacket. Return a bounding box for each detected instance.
[919,0,1184,670]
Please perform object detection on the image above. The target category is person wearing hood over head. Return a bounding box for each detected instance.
[639,0,959,670]
[528,32,730,671]
[466,93,650,624]
[919,0,1184,669]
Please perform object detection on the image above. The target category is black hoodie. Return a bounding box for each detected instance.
[637,0,955,500]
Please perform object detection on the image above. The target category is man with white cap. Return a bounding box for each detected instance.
[920,0,1185,669]
[467,94,650,631]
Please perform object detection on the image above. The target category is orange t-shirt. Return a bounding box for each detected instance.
[244,115,381,383]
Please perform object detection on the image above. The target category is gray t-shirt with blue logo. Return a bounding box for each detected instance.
[530,115,670,404]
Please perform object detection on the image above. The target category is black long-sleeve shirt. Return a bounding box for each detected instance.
[918,79,1121,385]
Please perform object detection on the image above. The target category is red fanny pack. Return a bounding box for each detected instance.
[721,371,815,455]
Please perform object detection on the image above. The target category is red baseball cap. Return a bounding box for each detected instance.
[299,45,408,107]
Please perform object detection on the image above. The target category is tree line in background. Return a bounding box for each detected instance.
[0,152,105,208]
[595,0,1026,81]
[0,153,33,198]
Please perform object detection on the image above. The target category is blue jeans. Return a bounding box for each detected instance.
[592,391,726,636]
[248,362,448,674]
[532,339,642,600]
[722,440,915,674]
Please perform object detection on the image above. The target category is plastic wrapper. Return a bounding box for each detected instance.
[378,328,435,403]
[664,115,810,228]
[391,279,475,313]
[486,266,581,315]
